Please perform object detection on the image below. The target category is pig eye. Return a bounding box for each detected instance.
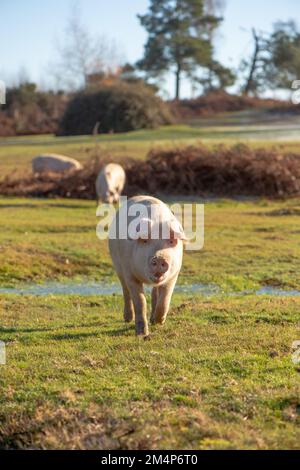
[168,239,178,247]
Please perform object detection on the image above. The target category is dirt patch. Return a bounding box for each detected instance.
[1,143,300,199]
[260,278,289,288]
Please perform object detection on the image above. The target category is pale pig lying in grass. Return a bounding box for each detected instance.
[32,154,83,174]
[109,196,186,337]
[96,163,126,204]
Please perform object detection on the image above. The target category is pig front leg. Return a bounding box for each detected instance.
[151,275,178,325]
[127,278,149,336]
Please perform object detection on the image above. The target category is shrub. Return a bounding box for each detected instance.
[0,114,16,137]
[2,144,300,199]
[0,84,68,136]
[170,91,283,121]
[57,82,173,136]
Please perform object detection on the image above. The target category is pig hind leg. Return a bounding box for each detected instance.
[150,287,159,324]
[119,275,135,323]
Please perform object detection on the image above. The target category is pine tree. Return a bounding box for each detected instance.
[137,0,221,99]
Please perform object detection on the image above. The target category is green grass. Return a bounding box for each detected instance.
[0,197,299,291]
[0,293,299,449]
[0,118,300,449]
[0,196,299,448]
[1,122,300,179]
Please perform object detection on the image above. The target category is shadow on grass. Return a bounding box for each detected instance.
[102,325,134,337]
[0,203,41,209]
[0,202,90,210]
[49,324,133,340]
[47,203,93,210]
[49,331,99,340]
[0,320,106,334]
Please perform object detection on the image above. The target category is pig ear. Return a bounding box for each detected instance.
[130,218,153,240]
[170,219,188,241]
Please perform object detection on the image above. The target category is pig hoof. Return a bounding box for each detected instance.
[151,317,166,326]
[124,310,134,323]
[144,334,151,341]
[136,327,149,337]
[124,316,133,323]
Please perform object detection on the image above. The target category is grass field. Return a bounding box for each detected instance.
[1,118,300,179]
[0,197,299,291]
[0,196,299,449]
[0,116,300,449]
[0,294,299,449]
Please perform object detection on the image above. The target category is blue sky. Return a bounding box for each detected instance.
[1,0,299,97]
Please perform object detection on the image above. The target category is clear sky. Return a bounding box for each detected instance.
[1,0,299,97]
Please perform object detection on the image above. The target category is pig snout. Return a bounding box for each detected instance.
[149,256,169,282]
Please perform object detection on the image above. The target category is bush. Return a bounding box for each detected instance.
[0,114,16,137]
[0,84,68,136]
[2,144,300,199]
[57,82,173,136]
[170,91,283,121]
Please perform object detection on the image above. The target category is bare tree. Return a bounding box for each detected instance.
[241,29,266,96]
[51,5,123,91]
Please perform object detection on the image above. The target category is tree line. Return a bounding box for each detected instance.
[138,0,300,99]
[2,0,300,105]
[45,0,300,100]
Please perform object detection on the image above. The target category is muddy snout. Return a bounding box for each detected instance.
[149,256,169,282]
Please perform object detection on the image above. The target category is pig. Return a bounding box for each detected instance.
[96,163,126,204]
[109,196,186,337]
[32,154,82,174]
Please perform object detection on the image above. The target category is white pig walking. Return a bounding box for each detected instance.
[96,163,126,204]
[109,196,186,337]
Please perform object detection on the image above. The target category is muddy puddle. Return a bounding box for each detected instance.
[0,282,299,297]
